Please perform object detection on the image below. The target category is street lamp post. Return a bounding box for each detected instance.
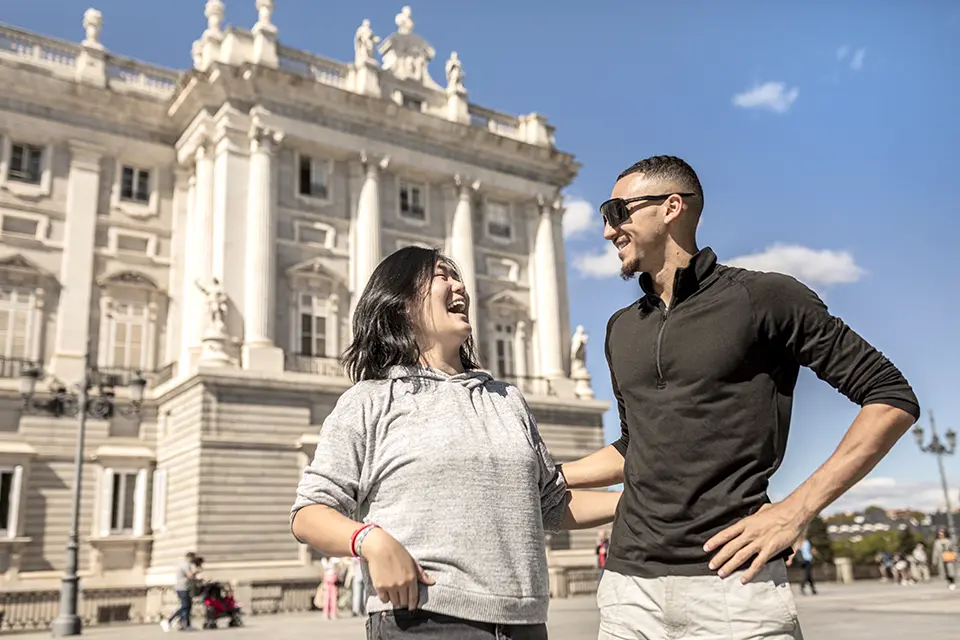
[913,410,957,544]
[19,343,146,637]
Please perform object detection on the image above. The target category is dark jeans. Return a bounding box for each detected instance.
[801,560,816,594]
[168,589,193,628]
[366,609,548,639]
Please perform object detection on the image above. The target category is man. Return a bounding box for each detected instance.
[161,551,199,632]
[787,536,818,595]
[560,156,920,638]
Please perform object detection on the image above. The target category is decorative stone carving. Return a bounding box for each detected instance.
[395,6,415,34]
[82,8,103,49]
[354,19,380,67]
[204,0,225,37]
[571,325,588,375]
[191,40,203,68]
[445,51,465,95]
[195,277,227,335]
[255,0,275,31]
[378,6,441,89]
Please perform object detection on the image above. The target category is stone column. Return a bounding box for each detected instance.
[354,152,388,298]
[449,175,478,328]
[534,196,564,378]
[51,142,102,382]
[242,125,284,372]
[514,320,528,379]
[179,141,215,372]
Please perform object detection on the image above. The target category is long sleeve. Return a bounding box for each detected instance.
[290,385,376,540]
[746,272,921,420]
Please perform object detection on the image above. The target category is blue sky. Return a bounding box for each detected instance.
[6,1,959,513]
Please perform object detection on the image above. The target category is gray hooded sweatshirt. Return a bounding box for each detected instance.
[290,365,569,624]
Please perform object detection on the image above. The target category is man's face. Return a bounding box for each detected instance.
[602,173,671,279]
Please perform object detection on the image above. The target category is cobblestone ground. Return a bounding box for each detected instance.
[8,581,958,639]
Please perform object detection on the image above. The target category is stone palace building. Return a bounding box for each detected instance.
[0,1,608,629]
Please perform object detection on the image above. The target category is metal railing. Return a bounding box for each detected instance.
[283,353,347,378]
[0,355,39,379]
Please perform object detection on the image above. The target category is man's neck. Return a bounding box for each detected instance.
[650,242,699,307]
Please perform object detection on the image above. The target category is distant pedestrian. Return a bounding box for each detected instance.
[911,542,930,582]
[160,551,199,632]
[788,537,818,595]
[596,531,610,579]
[932,528,956,590]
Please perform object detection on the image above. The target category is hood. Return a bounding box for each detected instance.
[385,365,491,390]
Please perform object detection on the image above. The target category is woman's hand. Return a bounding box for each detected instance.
[361,528,435,609]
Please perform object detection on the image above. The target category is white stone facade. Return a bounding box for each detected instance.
[0,3,607,628]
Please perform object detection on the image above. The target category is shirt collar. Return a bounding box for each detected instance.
[638,246,718,305]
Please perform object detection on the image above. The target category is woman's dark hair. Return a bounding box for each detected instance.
[341,246,480,382]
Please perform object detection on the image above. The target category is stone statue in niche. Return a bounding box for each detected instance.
[82,8,103,48]
[571,325,588,375]
[395,6,415,35]
[354,19,380,66]
[196,277,228,334]
[446,52,465,94]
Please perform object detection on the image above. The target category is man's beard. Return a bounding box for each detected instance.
[620,256,641,280]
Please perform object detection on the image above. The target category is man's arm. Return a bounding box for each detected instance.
[705,273,920,583]
[561,490,622,529]
[561,311,629,489]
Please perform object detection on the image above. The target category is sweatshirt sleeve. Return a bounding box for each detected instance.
[509,386,570,533]
[746,272,920,420]
[290,385,374,541]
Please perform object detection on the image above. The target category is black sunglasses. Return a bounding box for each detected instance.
[599,193,697,228]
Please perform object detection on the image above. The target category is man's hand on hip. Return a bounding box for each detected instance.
[703,501,806,583]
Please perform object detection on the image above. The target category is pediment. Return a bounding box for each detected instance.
[484,289,527,311]
[97,270,161,291]
[0,253,58,281]
[286,257,341,282]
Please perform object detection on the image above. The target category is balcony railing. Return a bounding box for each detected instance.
[501,374,556,397]
[0,355,39,380]
[283,353,347,378]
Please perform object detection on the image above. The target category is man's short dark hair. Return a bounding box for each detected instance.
[186,552,196,560]
[617,155,704,207]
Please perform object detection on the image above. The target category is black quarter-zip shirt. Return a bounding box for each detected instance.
[604,247,920,578]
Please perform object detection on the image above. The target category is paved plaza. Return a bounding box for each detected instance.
[8,581,958,639]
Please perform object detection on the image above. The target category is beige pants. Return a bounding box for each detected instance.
[597,560,803,639]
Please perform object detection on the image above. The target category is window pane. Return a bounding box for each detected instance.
[122,474,137,530]
[314,316,327,357]
[299,156,312,196]
[10,145,23,172]
[1,215,40,236]
[111,474,122,531]
[300,313,312,355]
[136,170,150,202]
[10,310,28,359]
[116,234,150,254]
[121,166,135,200]
[297,225,328,246]
[26,148,42,182]
[0,471,12,530]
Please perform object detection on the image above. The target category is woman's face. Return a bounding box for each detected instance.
[415,260,471,354]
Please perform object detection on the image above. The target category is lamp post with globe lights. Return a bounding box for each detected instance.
[913,411,957,544]
[19,343,146,637]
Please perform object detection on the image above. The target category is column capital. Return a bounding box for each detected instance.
[536,193,563,215]
[67,141,104,171]
[360,150,390,173]
[454,174,481,196]
[249,124,284,153]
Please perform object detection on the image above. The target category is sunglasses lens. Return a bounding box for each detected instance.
[600,200,626,227]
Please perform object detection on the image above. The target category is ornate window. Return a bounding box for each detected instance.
[486,256,520,282]
[110,160,159,218]
[97,271,165,373]
[0,255,54,369]
[0,466,23,538]
[398,180,428,224]
[0,210,50,244]
[93,446,156,539]
[0,136,54,198]
[483,290,530,384]
[484,201,512,242]
[107,228,158,258]
[296,153,332,203]
[294,220,335,249]
[286,258,344,361]
[492,323,516,379]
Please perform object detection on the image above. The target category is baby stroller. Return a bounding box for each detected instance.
[199,580,243,629]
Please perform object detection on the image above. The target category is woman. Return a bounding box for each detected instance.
[932,528,957,590]
[290,247,620,639]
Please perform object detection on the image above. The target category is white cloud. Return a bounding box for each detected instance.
[732,82,799,114]
[836,45,850,61]
[825,476,952,515]
[572,244,621,278]
[562,197,599,238]
[726,243,865,286]
[850,47,866,71]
